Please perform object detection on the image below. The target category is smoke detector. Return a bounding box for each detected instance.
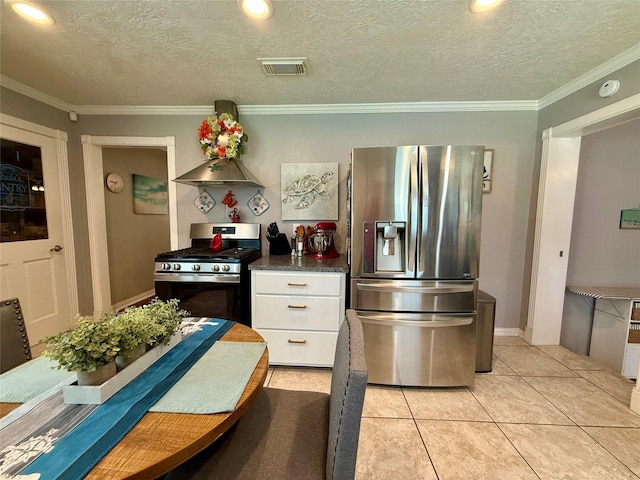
[258,58,307,76]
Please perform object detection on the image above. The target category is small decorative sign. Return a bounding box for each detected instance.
[483,149,494,193]
[248,190,269,216]
[620,208,640,229]
[194,190,215,214]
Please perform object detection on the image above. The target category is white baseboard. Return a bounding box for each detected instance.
[494,327,521,337]
[112,289,155,312]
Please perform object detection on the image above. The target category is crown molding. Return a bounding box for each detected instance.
[538,43,640,109]
[73,105,215,115]
[0,75,537,115]
[3,42,638,115]
[0,75,74,112]
[239,101,539,115]
[73,101,539,116]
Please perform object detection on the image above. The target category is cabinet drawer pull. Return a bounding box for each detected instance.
[288,339,307,344]
[288,304,307,309]
[287,282,307,287]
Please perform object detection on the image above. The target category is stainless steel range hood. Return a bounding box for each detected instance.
[173,159,264,188]
[173,100,264,188]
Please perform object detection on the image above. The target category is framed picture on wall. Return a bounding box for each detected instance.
[281,163,338,220]
[133,174,168,214]
[483,149,494,193]
[620,208,640,229]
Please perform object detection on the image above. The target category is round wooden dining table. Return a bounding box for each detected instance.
[78,322,268,480]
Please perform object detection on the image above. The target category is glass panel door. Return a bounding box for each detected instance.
[0,139,48,242]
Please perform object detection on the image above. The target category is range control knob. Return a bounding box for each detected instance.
[162,263,171,270]
[192,264,201,271]
[212,265,220,272]
[173,264,181,271]
[222,264,230,272]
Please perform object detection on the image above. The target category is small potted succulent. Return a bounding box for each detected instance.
[43,316,121,386]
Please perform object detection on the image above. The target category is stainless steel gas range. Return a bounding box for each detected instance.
[154,223,262,326]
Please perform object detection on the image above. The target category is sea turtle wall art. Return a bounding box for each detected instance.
[281,163,338,220]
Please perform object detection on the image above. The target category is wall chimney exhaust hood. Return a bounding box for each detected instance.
[173,100,264,188]
[173,159,264,188]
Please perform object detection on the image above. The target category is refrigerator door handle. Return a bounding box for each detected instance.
[408,148,419,276]
[354,282,475,294]
[356,312,473,328]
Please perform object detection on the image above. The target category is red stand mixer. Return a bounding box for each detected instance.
[308,222,339,259]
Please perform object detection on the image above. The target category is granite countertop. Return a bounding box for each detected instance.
[249,254,349,273]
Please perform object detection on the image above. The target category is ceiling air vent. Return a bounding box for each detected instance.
[259,57,307,76]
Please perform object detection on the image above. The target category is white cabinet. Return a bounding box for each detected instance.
[589,296,640,379]
[623,303,640,378]
[252,270,346,367]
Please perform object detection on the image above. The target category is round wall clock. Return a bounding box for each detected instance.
[106,172,124,193]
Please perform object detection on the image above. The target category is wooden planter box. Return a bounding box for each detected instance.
[62,333,181,405]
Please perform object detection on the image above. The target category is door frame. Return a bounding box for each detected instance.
[81,135,177,318]
[526,93,640,345]
[0,113,79,317]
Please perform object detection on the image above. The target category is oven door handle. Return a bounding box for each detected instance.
[154,273,240,283]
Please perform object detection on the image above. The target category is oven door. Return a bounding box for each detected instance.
[154,273,243,325]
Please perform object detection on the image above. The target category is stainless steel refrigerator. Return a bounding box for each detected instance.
[348,145,484,387]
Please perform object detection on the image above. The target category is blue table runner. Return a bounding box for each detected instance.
[20,319,233,480]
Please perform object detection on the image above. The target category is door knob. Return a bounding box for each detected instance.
[50,245,63,252]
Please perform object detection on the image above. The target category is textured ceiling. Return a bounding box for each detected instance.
[0,0,639,107]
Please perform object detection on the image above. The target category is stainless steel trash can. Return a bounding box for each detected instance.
[476,290,496,373]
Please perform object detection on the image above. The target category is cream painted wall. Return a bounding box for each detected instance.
[102,147,170,304]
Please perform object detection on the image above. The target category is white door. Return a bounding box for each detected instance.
[0,119,76,346]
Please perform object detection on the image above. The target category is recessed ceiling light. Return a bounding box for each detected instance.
[469,0,504,14]
[238,0,273,20]
[4,0,55,25]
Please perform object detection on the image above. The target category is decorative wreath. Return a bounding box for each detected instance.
[198,113,248,169]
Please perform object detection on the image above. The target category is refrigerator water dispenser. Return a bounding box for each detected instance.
[375,222,405,272]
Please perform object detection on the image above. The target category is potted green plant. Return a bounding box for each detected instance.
[107,309,156,371]
[43,316,121,386]
[142,298,189,347]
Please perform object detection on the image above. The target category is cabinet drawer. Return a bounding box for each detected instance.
[257,329,338,367]
[254,295,341,331]
[253,271,343,296]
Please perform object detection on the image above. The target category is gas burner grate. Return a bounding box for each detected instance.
[212,248,261,261]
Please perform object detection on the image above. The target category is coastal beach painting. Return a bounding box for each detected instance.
[133,174,168,215]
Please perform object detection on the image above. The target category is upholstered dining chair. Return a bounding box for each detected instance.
[0,298,32,374]
[165,309,368,480]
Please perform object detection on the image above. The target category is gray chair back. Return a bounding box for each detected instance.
[326,309,368,480]
[1,298,32,374]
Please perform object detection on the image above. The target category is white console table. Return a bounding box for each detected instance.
[567,286,640,379]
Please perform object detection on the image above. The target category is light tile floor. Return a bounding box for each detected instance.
[264,336,640,480]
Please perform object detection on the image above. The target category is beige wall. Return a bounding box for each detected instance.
[567,117,640,287]
[2,58,637,331]
[70,110,537,330]
[102,148,170,304]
